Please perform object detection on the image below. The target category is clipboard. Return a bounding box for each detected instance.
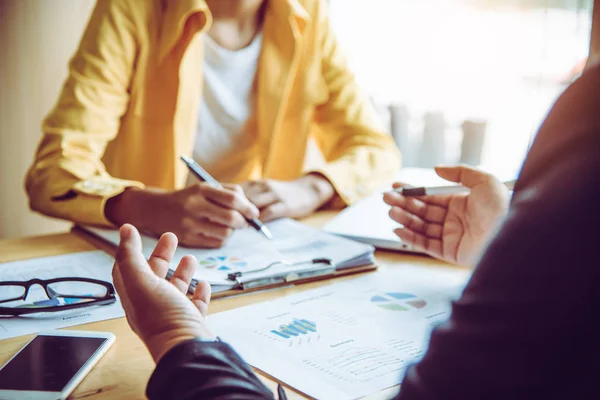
[71,220,378,299]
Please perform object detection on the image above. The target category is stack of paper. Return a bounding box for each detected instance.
[209,265,471,399]
[82,218,375,293]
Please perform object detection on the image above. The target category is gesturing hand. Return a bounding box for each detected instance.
[112,224,216,363]
[241,174,335,221]
[383,165,510,266]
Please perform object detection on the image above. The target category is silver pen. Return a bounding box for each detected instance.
[180,154,273,240]
[395,179,516,197]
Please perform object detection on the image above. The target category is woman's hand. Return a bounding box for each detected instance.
[106,184,259,248]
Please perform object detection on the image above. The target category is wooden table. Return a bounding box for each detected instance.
[0,212,466,399]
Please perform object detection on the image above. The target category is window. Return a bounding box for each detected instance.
[330,0,593,172]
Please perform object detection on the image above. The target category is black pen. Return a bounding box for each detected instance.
[180,155,273,240]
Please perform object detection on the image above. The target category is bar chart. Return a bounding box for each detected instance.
[270,318,317,339]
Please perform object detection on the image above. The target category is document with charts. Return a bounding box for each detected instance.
[81,218,375,292]
[209,266,471,400]
[0,251,124,340]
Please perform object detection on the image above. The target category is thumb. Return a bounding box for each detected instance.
[115,224,151,281]
[434,165,494,189]
[223,183,245,194]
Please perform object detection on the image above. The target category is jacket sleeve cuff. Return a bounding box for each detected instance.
[68,176,144,227]
[308,161,373,206]
[147,339,273,400]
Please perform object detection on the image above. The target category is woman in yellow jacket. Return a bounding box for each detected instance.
[26,0,400,248]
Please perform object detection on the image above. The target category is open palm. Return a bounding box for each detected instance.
[113,224,216,362]
[383,166,510,266]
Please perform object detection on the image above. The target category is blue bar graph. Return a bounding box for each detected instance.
[271,318,317,339]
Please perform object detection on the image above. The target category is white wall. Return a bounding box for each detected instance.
[0,0,95,238]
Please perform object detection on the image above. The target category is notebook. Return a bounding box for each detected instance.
[324,167,519,252]
[78,218,376,295]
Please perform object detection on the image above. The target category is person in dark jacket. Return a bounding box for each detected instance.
[112,37,600,400]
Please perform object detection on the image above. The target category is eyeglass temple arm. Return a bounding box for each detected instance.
[47,285,59,299]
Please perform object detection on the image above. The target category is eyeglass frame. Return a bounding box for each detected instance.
[0,277,116,316]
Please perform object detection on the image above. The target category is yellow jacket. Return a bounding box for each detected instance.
[26,0,401,227]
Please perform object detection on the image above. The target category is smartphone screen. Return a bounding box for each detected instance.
[0,335,109,392]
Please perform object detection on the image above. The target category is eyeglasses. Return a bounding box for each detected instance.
[0,278,116,316]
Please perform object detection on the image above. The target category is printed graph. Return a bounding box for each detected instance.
[270,319,317,339]
[370,292,427,311]
[300,339,420,383]
[198,256,248,271]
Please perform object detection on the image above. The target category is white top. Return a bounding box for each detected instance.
[190,31,263,183]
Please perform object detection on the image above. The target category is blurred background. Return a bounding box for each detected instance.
[330,0,592,170]
[0,0,593,239]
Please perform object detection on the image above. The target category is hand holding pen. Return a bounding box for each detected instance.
[383,165,511,266]
[104,156,268,248]
[181,155,273,240]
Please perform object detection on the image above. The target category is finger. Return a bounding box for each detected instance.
[182,217,234,241]
[384,190,451,209]
[394,227,444,260]
[434,165,497,189]
[115,224,153,282]
[383,191,403,206]
[111,262,135,314]
[248,190,279,209]
[191,281,211,317]
[260,201,288,222]
[148,232,178,279]
[223,183,245,194]
[111,261,127,300]
[385,187,452,208]
[392,182,415,190]
[383,192,447,223]
[169,255,197,294]
[200,185,259,219]
[192,200,247,229]
[111,263,139,333]
[240,180,268,197]
[389,207,443,238]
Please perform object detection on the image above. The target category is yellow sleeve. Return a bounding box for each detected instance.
[309,1,401,205]
[25,0,143,227]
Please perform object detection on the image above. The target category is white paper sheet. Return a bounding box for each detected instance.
[82,218,374,288]
[209,265,471,400]
[0,251,124,340]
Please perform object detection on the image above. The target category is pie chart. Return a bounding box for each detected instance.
[370,292,427,311]
[198,256,248,271]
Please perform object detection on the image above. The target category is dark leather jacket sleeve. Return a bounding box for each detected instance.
[395,65,600,400]
[147,340,275,400]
